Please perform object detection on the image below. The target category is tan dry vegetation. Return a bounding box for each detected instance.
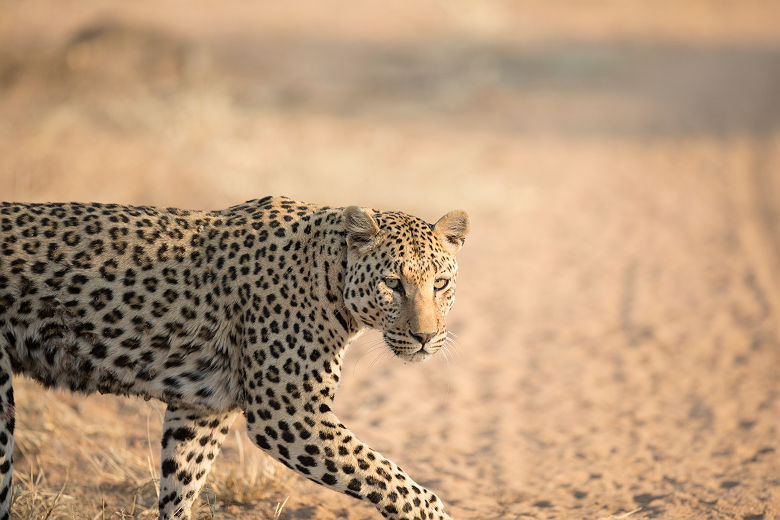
[1,1,780,519]
[11,377,291,519]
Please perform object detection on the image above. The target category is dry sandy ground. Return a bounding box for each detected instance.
[1,1,779,519]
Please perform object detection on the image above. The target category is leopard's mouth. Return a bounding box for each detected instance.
[382,332,439,363]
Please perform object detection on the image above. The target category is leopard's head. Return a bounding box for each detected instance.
[342,206,470,362]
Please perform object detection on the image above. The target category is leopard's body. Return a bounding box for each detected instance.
[0,196,469,520]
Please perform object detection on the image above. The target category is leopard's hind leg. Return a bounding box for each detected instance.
[158,405,238,519]
[0,338,15,520]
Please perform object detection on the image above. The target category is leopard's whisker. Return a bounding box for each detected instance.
[352,340,391,376]
[440,346,451,367]
[368,348,392,369]
[443,339,463,360]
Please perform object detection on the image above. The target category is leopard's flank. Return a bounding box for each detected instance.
[0,196,469,520]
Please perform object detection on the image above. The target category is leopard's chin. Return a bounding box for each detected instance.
[392,349,433,363]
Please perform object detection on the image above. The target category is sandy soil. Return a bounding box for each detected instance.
[1,1,779,519]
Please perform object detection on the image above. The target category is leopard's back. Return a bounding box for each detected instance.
[0,200,263,410]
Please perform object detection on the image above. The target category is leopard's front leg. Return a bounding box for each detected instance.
[244,400,451,520]
[158,406,239,519]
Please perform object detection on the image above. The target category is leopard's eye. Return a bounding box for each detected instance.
[434,278,450,291]
[385,278,401,291]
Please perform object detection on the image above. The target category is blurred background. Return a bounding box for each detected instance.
[1,1,779,519]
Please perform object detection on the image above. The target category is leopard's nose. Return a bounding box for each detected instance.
[410,331,436,346]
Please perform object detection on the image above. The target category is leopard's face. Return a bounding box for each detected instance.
[372,257,458,362]
[342,207,469,362]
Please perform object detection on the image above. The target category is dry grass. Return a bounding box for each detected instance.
[10,468,73,520]
[9,379,290,520]
[204,432,291,509]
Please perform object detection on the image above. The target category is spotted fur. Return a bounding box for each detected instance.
[0,196,469,520]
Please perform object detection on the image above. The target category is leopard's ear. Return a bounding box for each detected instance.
[343,206,381,252]
[434,210,470,254]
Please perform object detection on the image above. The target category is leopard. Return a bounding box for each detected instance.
[0,196,470,520]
